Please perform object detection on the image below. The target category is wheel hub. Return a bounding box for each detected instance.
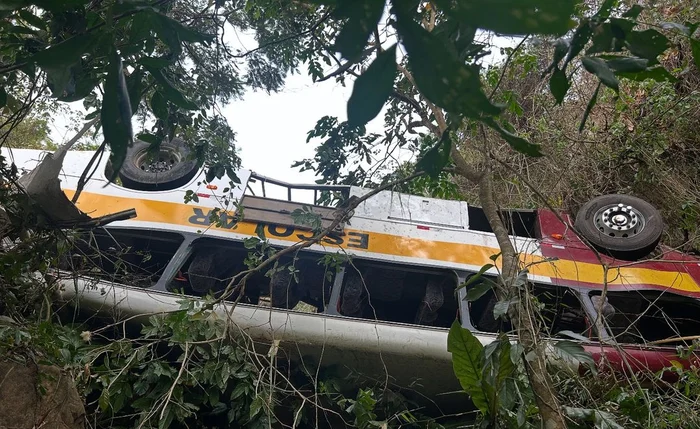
[593,203,645,238]
[135,149,180,173]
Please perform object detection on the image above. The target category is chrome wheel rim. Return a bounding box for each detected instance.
[135,148,180,173]
[593,203,645,238]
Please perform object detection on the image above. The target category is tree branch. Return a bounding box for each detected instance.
[214,170,426,306]
[488,35,529,101]
[232,10,332,58]
[317,47,374,82]
[0,0,174,76]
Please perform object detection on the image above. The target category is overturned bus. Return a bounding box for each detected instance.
[5,139,700,413]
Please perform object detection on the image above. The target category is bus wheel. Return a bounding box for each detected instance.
[574,194,663,260]
[270,268,299,309]
[118,138,199,191]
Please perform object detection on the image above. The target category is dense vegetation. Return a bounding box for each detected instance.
[1,0,700,428]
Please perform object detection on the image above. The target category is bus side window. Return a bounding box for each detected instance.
[467,279,590,338]
[66,229,184,287]
[168,238,336,313]
[337,262,459,328]
[591,291,700,345]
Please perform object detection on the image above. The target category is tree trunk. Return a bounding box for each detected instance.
[397,47,566,427]
[477,171,567,429]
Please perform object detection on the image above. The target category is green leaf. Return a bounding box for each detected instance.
[495,336,514,389]
[394,11,501,118]
[44,65,73,98]
[579,82,601,132]
[150,91,168,121]
[551,340,595,368]
[159,406,174,429]
[433,0,577,36]
[622,4,643,19]
[57,68,99,102]
[138,56,172,69]
[557,330,590,341]
[31,33,99,68]
[465,279,494,301]
[485,117,543,156]
[610,18,635,39]
[659,21,689,35]
[447,320,488,413]
[493,298,517,319]
[688,22,700,36]
[549,37,570,70]
[0,87,6,108]
[8,24,36,35]
[586,23,619,55]
[416,132,451,178]
[616,65,676,82]
[509,343,524,364]
[98,388,110,411]
[347,44,397,127]
[513,269,529,288]
[604,56,647,72]
[333,0,384,60]
[691,38,700,72]
[18,10,46,29]
[32,0,88,12]
[461,264,494,291]
[626,29,669,64]
[249,395,263,420]
[145,9,211,56]
[102,49,133,182]
[136,132,159,145]
[126,67,145,114]
[593,0,617,19]
[144,65,198,110]
[0,0,25,10]
[581,56,619,91]
[564,407,624,429]
[549,68,569,104]
[566,19,593,63]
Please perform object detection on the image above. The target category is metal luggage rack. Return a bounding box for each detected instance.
[245,172,351,207]
[242,173,352,234]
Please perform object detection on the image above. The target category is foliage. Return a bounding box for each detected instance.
[2,0,700,428]
[0,0,328,181]
[89,305,270,429]
[452,0,700,250]
[1,114,54,149]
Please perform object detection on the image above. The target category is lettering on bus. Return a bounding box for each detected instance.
[188,208,369,249]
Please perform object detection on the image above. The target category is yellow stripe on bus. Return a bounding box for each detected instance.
[65,190,700,294]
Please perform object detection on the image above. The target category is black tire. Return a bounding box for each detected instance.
[270,268,300,309]
[574,194,663,260]
[118,137,199,191]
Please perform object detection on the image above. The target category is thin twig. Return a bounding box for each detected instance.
[160,341,189,420]
[232,10,332,58]
[0,0,174,75]
[488,35,529,101]
[214,170,427,306]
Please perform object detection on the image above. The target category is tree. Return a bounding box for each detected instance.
[294,0,700,427]
[2,114,53,149]
[1,0,699,427]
